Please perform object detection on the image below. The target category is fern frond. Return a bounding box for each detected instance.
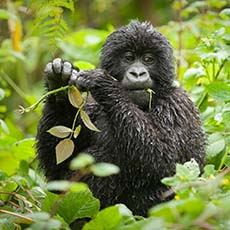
[29,0,74,47]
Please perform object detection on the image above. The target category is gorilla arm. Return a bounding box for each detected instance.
[71,69,178,180]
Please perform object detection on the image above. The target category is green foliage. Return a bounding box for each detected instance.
[0,0,229,229]
[30,0,74,46]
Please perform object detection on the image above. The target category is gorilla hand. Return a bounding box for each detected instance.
[69,69,151,109]
[44,58,79,90]
[69,69,116,92]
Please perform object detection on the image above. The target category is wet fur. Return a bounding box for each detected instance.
[36,21,205,216]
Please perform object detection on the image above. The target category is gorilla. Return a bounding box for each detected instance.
[36,21,205,216]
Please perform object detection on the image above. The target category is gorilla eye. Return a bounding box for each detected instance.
[143,54,155,64]
[124,52,135,62]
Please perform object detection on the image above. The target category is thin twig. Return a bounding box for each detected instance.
[214,59,227,80]
[18,85,69,113]
[1,71,29,103]
[0,209,33,223]
[69,103,85,139]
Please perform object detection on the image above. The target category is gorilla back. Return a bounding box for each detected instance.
[36,21,205,216]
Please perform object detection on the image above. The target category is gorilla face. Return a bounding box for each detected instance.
[100,20,175,98]
[121,52,154,90]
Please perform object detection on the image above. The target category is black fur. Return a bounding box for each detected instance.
[36,21,205,216]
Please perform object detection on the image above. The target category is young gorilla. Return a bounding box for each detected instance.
[37,21,205,216]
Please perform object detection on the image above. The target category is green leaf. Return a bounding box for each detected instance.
[120,217,164,230]
[68,86,84,108]
[0,9,16,20]
[90,163,120,177]
[74,125,81,138]
[0,180,18,201]
[41,192,60,212]
[26,212,62,230]
[203,164,216,177]
[198,92,208,112]
[220,8,230,19]
[47,126,72,138]
[47,180,72,191]
[207,133,225,159]
[115,204,135,225]
[0,218,15,230]
[70,182,88,192]
[184,67,205,79]
[83,206,121,230]
[149,201,176,222]
[183,159,200,180]
[150,198,204,221]
[74,61,95,70]
[0,119,9,134]
[206,82,230,101]
[224,155,230,167]
[80,110,100,132]
[0,88,5,100]
[18,160,29,175]
[161,176,179,187]
[12,138,35,160]
[70,153,95,170]
[55,139,74,164]
[27,219,62,230]
[57,190,100,224]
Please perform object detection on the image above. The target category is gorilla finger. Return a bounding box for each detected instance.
[69,70,88,90]
[52,58,62,74]
[69,69,79,85]
[62,61,72,81]
[44,62,53,76]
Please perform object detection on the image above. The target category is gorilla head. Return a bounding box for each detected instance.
[100,21,175,106]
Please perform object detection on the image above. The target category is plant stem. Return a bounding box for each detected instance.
[212,59,216,81]
[201,62,211,82]
[218,148,228,171]
[69,103,85,139]
[215,59,227,80]
[21,85,69,113]
[0,209,33,223]
[1,71,29,104]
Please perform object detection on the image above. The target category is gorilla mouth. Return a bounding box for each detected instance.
[126,88,154,109]
[127,88,147,92]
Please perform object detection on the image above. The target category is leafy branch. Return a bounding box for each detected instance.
[18,85,69,114]
[19,84,100,164]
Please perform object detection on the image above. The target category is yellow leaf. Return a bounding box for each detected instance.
[80,110,100,132]
[73,125,82,138]
[68,86,84,108]
[8,19,22,52]
[47,126,72,138]
[55,139,74,164]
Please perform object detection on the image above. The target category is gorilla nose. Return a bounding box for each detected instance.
[129,67,148,78]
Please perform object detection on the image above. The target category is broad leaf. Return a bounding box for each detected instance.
[70,153,95,170]
[90,163,120,177]
[47,126,72,138]
[41,192,59,212]
[83,206,121,230]
[74,125,82,138]
[55,139,74,164]
[206,82,230,101]
[80,110,100,132]
[206,133,225,158]
[47,180,72,191]
[68,86,84,108]
[57,190,100,224]
[0,88,5,100]
[74,61,95,70]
